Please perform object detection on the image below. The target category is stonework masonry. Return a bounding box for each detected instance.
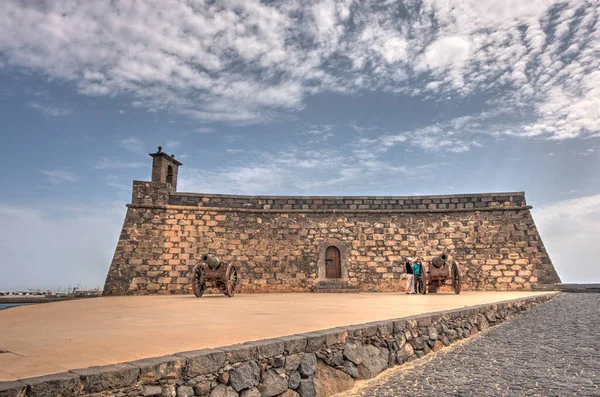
[103,173,560,295]
[0,294,557,397]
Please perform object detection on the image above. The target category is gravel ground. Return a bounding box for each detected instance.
[336,294,600,397]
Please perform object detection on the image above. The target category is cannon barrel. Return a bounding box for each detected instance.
[431,253,448,268]
[201,254,221,270]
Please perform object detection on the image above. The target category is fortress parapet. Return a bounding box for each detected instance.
[102,148,560,296]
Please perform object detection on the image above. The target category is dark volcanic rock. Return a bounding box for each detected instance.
[298,353,317,377]
[313,360,354,397]
[71,363,139,394]
[229,360,260,392]
[288,371,301,389]
[178,349,226,378]
[258,369,288,397]
[23,373,80,397]
[296,379,316,397]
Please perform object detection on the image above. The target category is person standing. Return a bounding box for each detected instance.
[412,258,423,294]
[405,257,415,294]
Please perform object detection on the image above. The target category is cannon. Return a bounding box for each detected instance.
[191,254,238,297]
[420,253,461,294]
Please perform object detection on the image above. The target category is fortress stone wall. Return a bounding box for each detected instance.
[102,150,560,296]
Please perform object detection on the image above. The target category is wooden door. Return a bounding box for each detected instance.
[325,246,341,278]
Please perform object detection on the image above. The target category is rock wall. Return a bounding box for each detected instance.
[102,181,560,296]
[0,293,557,397]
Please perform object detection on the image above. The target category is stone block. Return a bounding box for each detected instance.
[279,335,308,355]
[342,360,358,379]
[375,321,394,337]
[427,326,439,340]
[396,342,414,364]
[343,340,363,365]
[24,372,82,397]
[229,360,260,392]
[258,369,288,397]
[361,324,379,337]
[220,343,258,363]
[357,345,388,380]
[0,380,27,397]
[194,382,212,396]
[177,349,227,377]
[131,355,186,383]
[71,363,139,394]
[302,331,328,353]
[240,388,261,397]
[313,360,354,397]
[392,319,408,333]
[296,379,316,397]
[210,384,239,397]
[298,353,317,377]
[251,338,285,359]
[178,385,195,397]
[142,384,162,396]
[285,354,303,372]
[324,328,348,347]
[416,316,432,327]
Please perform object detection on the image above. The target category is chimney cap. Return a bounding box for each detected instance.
[149,147,182,166]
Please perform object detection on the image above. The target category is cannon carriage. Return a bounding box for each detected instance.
[192,255,238,297]
[417,253,461,294]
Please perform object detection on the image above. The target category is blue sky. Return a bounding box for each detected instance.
[1,0,599,290]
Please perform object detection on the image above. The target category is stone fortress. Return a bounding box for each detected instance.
[102,148,561,296]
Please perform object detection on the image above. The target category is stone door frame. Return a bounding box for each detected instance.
[317,239,349,282]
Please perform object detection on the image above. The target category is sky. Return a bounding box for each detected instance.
[0,0,599,291]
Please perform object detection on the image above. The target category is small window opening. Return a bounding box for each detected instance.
[166,165,174,185]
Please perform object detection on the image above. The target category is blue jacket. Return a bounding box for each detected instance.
[412,262,422,276]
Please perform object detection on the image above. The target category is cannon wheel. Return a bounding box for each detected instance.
[428,279,438,294]
[452,261,461,294]
[192,264,206,298]
[224,265,238,297]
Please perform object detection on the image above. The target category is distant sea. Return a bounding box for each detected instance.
[0,303,37,310]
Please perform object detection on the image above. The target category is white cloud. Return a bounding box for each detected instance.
[533,194,600,283]
[195,127,215,133]
[417,36,471,72]
[0,202,124,291]
[0,0,598,137]
[118,137,144,153]
[302,124,336,143]
[28,102,72,116]
[352,113,491,155]
[94,159,145,169]
[179,145,443,195]
[40,170,78,183]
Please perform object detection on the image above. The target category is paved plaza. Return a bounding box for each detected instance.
[0,291,547,381]
[336,293,600,397]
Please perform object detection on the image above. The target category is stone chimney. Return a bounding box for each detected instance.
[149,146,182,192]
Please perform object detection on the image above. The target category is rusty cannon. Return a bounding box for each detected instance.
[420,253,462,294]
[191,255,238,297]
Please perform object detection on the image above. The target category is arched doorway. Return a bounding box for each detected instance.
[325,246,341,278]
